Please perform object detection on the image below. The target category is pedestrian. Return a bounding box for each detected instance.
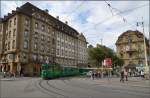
[91,70,95,80]
[128,69,131,77]
[120,70,124,83]
[98,71,101,78]
[124,70,128,81]
[140,70,144,79]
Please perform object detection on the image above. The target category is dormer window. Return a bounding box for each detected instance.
[32,8,35,11]
[128,35,132,44]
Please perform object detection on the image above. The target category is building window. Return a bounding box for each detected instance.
[9,31,11,38]
[14,18,16,25]
[9,20,12,27]
[33,54,37,61]
[41,35,44,40]
[8,41,10,50]
[35,22,38,28]
[41,44,44,52]
[25,18,29,26]
[40,55,43,62]
[129,53,132,58]
[24,40,28,49]
[12,40,15,49]
[34,43,37,50]
[57,49,59,55]
[13,29,16,36]
[52,38,55,45]
[128,35,132,44]
[23,53,27,59]
[42,25,45,31]
[48,27,50,33]
[47,37,50,42]
[52,31,54,35]
[24,30,29,38]
[34,32,38,38]
[0,25,2,32]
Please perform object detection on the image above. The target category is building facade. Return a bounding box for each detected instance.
[0,2,88,76]
[116,30,149,70]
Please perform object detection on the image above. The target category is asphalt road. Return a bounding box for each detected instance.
[0,77,150,98]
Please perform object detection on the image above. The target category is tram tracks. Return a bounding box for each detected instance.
[35,79,68,98]
[63,78,150,97]
[46,80,70,93]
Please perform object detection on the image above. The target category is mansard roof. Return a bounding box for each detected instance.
[1,2,79,38]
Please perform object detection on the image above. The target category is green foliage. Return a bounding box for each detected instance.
[88,44,124,67]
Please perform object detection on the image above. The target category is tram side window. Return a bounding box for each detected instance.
[42,66,49,70]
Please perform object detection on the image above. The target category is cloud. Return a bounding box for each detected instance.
[1,1,149,50]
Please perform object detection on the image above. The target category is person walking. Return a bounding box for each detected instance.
[140,70,144,79]
[124,70,128,81]
[120,70,124,83]
[91,71,94,80]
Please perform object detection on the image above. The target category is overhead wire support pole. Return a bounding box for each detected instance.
[141,17,149,76]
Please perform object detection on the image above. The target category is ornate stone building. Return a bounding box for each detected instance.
[0,2,88,76]
[116,30,149,69]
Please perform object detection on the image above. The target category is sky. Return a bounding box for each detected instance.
[0,0,149,51]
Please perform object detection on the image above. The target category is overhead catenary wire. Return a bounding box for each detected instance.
[104,0,114,16]
[81,3,148,33]
[63,1,85,21]
[84,2,149,44]
[104,0,137,29]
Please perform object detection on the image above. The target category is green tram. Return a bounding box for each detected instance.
[41,64,80,79]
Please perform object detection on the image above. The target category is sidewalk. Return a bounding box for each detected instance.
[0,76,33,81]
[75,76,150,88]
[0,77,16,81]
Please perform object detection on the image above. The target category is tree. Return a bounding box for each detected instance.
[88,44,124,68]
[88,47,105,67]
[112,54,124,67]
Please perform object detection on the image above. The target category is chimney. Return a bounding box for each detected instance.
[8,13,11,16]
[16,7,20,11]
[44,9,49,13]
[56,16,59,20]
[4,15,8,19]
[65,21,68,24]
[12,10,15,13]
